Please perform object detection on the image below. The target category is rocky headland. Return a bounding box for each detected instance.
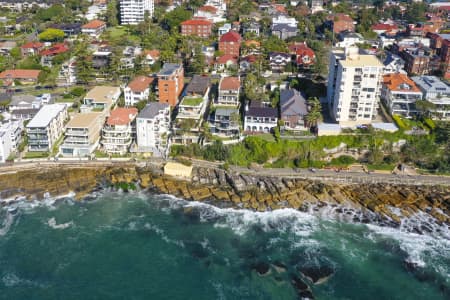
[0,164,448,232]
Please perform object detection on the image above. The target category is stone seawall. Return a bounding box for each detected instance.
[0,165,449,228]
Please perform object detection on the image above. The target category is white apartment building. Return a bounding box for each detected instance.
[124,76,154,106]
[217,76,240,107]
[327,47,384,126]
[0,120,22,153]
[101,107,138,155]
[120,0,154,25]
[26,104,68,152]
[136,103,170,157]
[272,15,298,28]
[0,120,21,162]
[57,57,77,86]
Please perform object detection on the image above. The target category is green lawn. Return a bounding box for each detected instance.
[367,163,395,171]
[107,26,127,38]
[23,151,49,159]
[181,97,203,106]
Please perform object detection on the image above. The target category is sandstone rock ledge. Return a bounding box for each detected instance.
[0,165,448,228]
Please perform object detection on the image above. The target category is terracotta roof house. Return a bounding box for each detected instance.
[124,76,154,106]
[215,54,238,71]
[0,69,41,86]
[180,19,213,38]
[40,43,70,67]
[219,31,242,57]
[381,73,422,118]
[142,49,160,66]
[371,23,399,36]
[240,54,259,72]
[81,19,106,37]
[20,41,44,57]
[291,42,315,68]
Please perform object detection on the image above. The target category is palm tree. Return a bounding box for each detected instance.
[305,110,323,128]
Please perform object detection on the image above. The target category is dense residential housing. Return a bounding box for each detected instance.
[101,107,138,154]
[124,76,154,106]
[26,104,68,152]
[157,63,184,107]
[327,47,383,125]
[135,103,170,157]
[60,113,104,157]
[119,0,154,25]
[381,73,423,119]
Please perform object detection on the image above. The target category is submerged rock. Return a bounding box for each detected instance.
[252,262,271,276]
[291,275,314,299]
[299,265,335,285]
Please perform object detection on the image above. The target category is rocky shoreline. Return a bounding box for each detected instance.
[0,164,449,231]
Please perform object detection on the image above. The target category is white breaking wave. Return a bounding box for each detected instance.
[0,212,14,236]
[366,223,450,279]
[47,217,74,230]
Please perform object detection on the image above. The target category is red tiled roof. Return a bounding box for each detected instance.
[40,43,69,56]
[21,42,44,49]
[181,19,213,26]
[333,13,353,22]
[82,20,106,29]
[106,107,138,126]
[0,69,41,79]
[383,73,420,93]
[143,49,160,59]
[372,23,398,31]
[216,54,238,64]
[241,55,258,63]
[198,5,218,13]
[220,77,240,90]
[220,31,241,43]
[127,76,154,92]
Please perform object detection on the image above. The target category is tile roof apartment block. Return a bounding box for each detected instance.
[60,113,104,157]
[101,107,138,154]
[157,63,184,107]
[0,69,41,86]
[180,19,213,38]
[280,89,308,131]
[81,20,107,37]
[124,76,154,106]
[119,0,154,25]
[381,73,423,119]
[327,47,384,125]
[219,31,242,57]
[26,104,68,152]
[135,103,170,157]
[217,76,240,107]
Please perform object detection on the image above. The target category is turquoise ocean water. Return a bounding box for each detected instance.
[0,190,449,299]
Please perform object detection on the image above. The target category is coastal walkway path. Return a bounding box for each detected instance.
[1,158,450,187]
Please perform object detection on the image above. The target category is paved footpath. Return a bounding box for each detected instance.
[1,159,449,187]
